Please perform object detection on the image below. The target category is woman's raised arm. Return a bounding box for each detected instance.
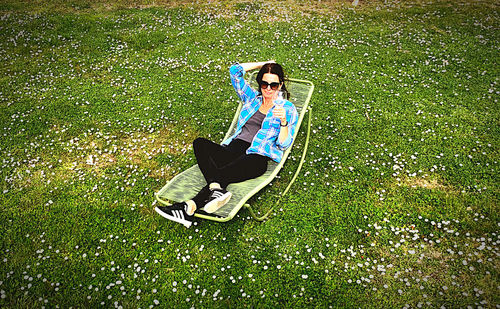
[239,60,275,72]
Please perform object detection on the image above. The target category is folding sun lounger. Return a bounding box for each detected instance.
[155,71,314,222]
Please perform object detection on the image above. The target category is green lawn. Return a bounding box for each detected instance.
[0,0,498,307]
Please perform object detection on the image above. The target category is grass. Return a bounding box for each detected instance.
[0,0,498,307]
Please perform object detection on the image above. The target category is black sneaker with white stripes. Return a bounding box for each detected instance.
[203,188,232,214]
[155,202,194,228]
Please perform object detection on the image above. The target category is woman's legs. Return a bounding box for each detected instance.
[191,137,269,213]
[193,137,269,188]
[193,137,249,185]
[215,154,269,188]
[201,153,269,213]
[190,184,210,207]
[189,138,245,210]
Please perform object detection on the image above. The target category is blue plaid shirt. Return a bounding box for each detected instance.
[222,63,298,163]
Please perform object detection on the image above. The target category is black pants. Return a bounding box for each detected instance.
[193,137,269,189]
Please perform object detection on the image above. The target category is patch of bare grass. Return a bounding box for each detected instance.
[405,177,447,190]
[396,175,459,194]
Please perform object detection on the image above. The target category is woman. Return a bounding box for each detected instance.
[155,61,298,228]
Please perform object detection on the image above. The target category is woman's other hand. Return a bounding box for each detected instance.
[273,106,287,125]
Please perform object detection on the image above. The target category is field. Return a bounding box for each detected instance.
[0,0,498,307]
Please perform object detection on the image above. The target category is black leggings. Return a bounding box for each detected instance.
[193,137,269,189]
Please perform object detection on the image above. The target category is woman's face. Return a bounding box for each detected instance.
[260,73,281,101]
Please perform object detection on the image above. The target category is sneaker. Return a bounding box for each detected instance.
[155,202,194,228]
[203,188,232,214]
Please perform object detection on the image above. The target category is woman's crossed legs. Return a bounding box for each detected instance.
[155,137,269,227]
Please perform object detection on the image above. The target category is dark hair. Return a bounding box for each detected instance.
[256,63,290,100]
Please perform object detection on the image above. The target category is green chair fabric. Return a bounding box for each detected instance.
[155,72,314,222]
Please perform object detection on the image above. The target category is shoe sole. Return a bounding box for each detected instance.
[155,207,192,228]
[203,191,232,214]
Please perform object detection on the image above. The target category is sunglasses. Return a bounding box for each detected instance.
[260,81,281,90]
